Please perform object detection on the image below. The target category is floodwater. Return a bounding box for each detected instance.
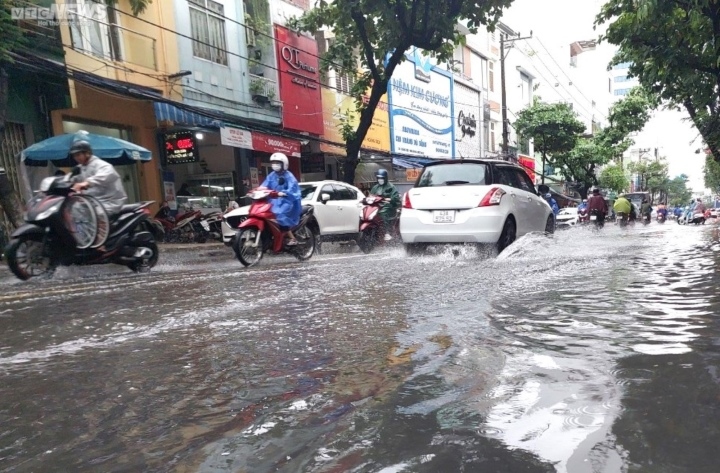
[1,222,720,472]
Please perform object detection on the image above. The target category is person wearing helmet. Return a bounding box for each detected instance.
[68,140,128,216]
[587,188,608,225]
[261,152,301,245]
[369,168,400,241]
[578,198,588,212]
[543,192,559,216]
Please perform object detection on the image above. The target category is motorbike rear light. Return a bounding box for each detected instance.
[479,187,506,207]
[402,192,413,209]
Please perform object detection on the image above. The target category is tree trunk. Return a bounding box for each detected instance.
[0,66,7,131]
[579,185,590,200]
[343,138,361,186]
[541,154,546,185]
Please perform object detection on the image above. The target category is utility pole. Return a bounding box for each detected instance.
[500,29,532,159]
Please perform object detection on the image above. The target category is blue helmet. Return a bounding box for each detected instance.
[545,193,552,198]
[376,169,388,180]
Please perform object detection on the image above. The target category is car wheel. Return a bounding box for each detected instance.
[497,218,517,253]
[545,215,555,234]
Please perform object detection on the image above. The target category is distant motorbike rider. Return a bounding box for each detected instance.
[657,202,668,219]
[578,199,588,212]
[587,188,608,225]
[69,140,128,216]
[613,194,632,220]
[544,193,560,216]
[369,169,400,241]
[694,198,707,215]
[641,198,653,220]
[261,152,302,245]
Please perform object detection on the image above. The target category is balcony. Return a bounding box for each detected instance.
[11,0,63,58]
[68,14,157,70]
[249,74,279,106]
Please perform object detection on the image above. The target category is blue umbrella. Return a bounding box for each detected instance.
[21,130,152,166]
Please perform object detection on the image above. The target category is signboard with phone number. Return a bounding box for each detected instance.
[163,131,198,164]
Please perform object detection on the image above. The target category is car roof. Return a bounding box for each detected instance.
[422,158,522,168]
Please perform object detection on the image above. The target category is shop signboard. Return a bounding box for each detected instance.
[250,167,259,187]
[163,131,198,164]
[252,132,301,157]
[388,48,454,158]
[454,82,481,158]
[275,25,324,135]
[163,181,177,210]
[518,154,536,184]
[220,127,252,149]
[321,88,391,154]
[405,168,421,181]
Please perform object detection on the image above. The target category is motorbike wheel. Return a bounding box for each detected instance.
[357,228,376,254]
[291,224,315,262]
[5,236,56,281]
[128,241,159,273]
[234,227,264,267]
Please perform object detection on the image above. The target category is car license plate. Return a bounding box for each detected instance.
[590,215,597,221]
[201,221,210,231]
[433,210,455,223]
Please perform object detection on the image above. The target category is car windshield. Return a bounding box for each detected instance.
[300,185,317,200]
[416,163,488,187]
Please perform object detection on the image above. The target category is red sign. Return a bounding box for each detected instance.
[518,155,536,184]
[275,25,323,135]
[252,132,301,158]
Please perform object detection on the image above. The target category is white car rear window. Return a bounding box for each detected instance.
[416,163,489,187]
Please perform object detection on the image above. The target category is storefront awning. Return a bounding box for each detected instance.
[153,102,222,127]
[392,157,440,169]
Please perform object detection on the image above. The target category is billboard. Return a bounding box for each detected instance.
[388,49,454,157]
[321,88,390,154]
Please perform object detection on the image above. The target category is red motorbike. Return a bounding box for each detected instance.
[154,208,205,243]
[231,188,317,267]
[357,195,399,254]
[578,207,589,224]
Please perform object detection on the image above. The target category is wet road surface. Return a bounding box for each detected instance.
[1,222,720,472]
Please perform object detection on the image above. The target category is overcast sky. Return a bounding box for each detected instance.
[501,0,707,192]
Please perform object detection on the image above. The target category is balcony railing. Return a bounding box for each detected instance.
[249,74,279,103]
[11,0,63,57]
[68,14,157,70]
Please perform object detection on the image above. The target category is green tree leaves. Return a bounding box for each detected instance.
[290,0,513,184]
[599,164,628,193]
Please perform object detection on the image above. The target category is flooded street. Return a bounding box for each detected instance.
[1,223,720,472]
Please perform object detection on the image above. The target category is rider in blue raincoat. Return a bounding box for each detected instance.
[261,152,301,245]
[544,193,560,216]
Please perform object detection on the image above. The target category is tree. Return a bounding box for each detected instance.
[553,139,610,198]
[597,0,720,162]
[667,174,692,206]
[704,154,720,194]
[627,159,669,201]
[599,163,628,193]
[595,87,657,164]
[289,0,513,184]
[514,100,585,185]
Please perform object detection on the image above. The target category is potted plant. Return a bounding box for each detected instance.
[250,78,268,104]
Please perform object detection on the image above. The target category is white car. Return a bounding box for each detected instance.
[222,181,364,246]
[556,207,579,227]
[399,159,554,252]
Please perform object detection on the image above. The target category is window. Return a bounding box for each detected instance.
[335,71,357,95]
[614,75,632,82]
[452,46,465,74]
[333,184,357,200]
[470,52,488,90]
[189,0,228,65]
[319,184,337,201]
[69,0,122,61]
[483,120,490,153]
[493,166,517,186]
[490,122,496,151]
[513,169,536,193]
[614,88,631,96]
[417,163,489,187]
[613,62,632,70]
[520,72,532,106]
[489,61,495,92]
[300,185,317,200]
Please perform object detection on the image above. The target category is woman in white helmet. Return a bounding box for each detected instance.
[261,152,302,245]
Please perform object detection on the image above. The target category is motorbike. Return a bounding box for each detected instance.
[657,212,667,223]
[154,207,205,243]
[692,212,706,225]
[232,187,316,267]
[357,195,400,254]
[589,209,605,228]
[199,211,223,241]
[578,207,589,224]
[641,212,652,225]
[616,212,630,227]
[4,168,161,281]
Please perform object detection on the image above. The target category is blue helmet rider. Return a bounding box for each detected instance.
[544,193,560,216]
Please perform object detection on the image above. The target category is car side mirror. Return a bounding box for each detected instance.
[321,193,331,203]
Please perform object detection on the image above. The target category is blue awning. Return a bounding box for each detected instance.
[392,157,441,168]
[153,102,223,127]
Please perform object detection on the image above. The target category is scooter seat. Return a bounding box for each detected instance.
[118,203,144,214]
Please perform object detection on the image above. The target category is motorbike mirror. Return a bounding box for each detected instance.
[70,166,82,177]
[321,193,331,203]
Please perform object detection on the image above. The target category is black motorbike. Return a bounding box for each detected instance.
[589,209,605,228]
[4,168,162,281]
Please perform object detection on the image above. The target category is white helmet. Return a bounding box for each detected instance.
[269,152,289,171]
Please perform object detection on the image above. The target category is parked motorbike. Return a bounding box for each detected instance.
[4,168,161,281]
[199,211,223,241]
[154,207,205,243]
[356,195,399,254]
[232,188,316,267]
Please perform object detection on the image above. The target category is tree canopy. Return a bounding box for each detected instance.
[598,0,720,162]
[704,154,720,194]
[514,100,585,185]
[599,164,628,193]
[667,174,693,206]
[290,0,513,184]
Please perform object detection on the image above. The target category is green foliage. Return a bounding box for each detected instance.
[0,1,26,64]
[599,164,628,193]
[514,100,585,164]
[595,87,657,158]
[598,0,720,161]
[703,155,720,193]
[667,174,693,206]
[289,0,514,183]
[627,160,669,199]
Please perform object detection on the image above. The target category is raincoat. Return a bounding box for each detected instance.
[613,197,631,214]
[76,155,127,215]
[544,196,560,216]
[369,181,401,223]
[641,202,652,216]
[261,171,301,228]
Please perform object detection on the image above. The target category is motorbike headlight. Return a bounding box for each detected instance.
[35,202,62,220]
